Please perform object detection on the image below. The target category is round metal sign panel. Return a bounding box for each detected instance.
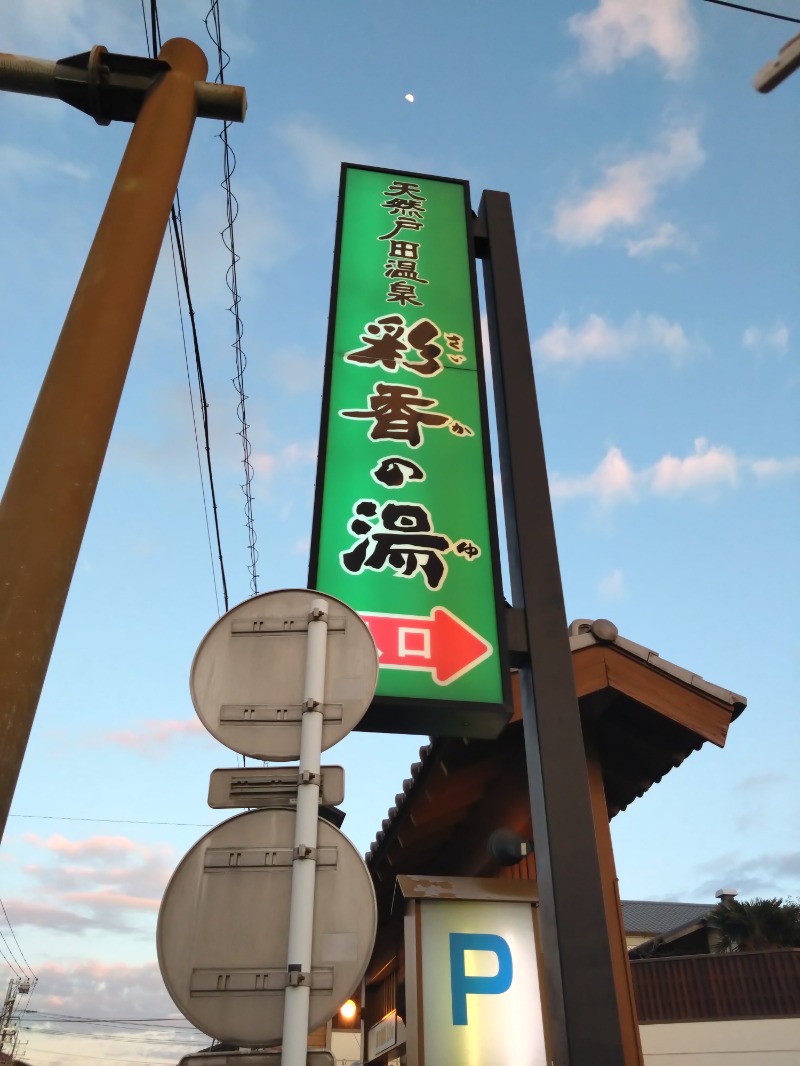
[157,808,378,1048]
[190,589,378,761]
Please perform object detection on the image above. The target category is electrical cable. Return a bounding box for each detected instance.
[168,214,222,616]
[0,938,24,980]
[22,1025,207,1046]
[205,0,260,597]
[8,815,214,827]
[28,1012,197,1030]
[169,197,231,611]
[142,0,231,613]
[0,896,36,979]
[26,1046,176,1063]
[699,0,800,23]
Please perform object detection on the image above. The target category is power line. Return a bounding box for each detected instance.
[23,1025,207,1046]
[699,0,800,23]
[8,815,214,827]
[29,1011,195,1026]
[0,937,25,980]
[0,896,36,979]
[26,1045,176,1063]
[168,210,222,616]
[205,0,260,597]
[169,197,231,612]
[142,0,231,613]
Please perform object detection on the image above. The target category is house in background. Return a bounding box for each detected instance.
[623,898,717,954]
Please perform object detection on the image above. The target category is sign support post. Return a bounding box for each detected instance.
[478,190,629,1065]
[281,597,328,1066]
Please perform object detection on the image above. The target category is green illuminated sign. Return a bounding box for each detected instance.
[310,165,509,737]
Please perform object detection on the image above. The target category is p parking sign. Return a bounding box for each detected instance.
[309,165,509,737]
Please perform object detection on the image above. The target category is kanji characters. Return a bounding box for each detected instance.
[345,315,406,370]
[379,181,427,302]
[344,316,449,377]
[403,319,443,376]
[386,281,424,307]
[340,382,450,447]
[341,500,451,590]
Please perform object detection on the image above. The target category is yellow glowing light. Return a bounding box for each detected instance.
[339,998,357,1021]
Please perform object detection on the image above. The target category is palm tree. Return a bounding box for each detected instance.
[706,896,800,952]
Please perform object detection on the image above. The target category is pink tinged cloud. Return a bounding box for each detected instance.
[99,716,208,757]
[553,126,705,246]
[24,833,145,857]
[648,438,738,495]
[568,0,699,77]
[551,439,800,507]
[33,959,177,1019]
[64,889,160,911]
[551,446,637,505]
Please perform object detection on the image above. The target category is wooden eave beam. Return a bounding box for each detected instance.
[572,645,733,748]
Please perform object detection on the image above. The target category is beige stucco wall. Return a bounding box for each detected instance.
[640,1018,800,1064]
[626,934,650,948]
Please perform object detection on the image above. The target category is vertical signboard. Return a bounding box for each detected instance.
[310,165,509,737]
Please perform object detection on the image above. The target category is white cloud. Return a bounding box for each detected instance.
[183,178,299,300]
[95,718,210,758]
[533,311,693,365]
[568,0,699,77]
[552,439,800,506]
[252,440,317,480]
[270,345,323,393]
[9,834,176,934]
[598,569,625,598]
[751,456,800,480]
[553,126,704,246]
[742,321,789,355]
[275,117,373,195]
[552,446,637,505]
[625,222,695,258]
[649,437,738,495]
[0,144,91,183]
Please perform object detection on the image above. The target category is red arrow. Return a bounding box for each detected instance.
[360,607,492,686]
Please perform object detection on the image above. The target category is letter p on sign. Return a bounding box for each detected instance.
[449,932,513,1025]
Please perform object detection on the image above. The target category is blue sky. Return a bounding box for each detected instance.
[0,1,798,1062]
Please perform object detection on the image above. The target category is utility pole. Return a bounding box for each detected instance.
[0,39,246,844]
[0,976,33,1062]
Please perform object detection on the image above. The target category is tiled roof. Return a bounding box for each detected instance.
[568,619,746,716]
[621,899,712,935]
[365,619,745,866]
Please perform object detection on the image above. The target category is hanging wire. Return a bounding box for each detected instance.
[169,200,230,612]
[698,0,800,23]
[0,897,36,980]
[167,222,222,615]
[205,0,260,597]
[142,0,230,613]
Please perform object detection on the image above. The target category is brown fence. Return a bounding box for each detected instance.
[631,949,800,1023]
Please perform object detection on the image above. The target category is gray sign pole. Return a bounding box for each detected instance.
[477,190,628,1064]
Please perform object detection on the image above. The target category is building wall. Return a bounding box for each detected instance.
[640,1018,800,1064]
[626,934,649,949]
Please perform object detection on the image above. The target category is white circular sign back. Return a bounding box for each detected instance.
[190,589,378,761]
[157,808,377,1048]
